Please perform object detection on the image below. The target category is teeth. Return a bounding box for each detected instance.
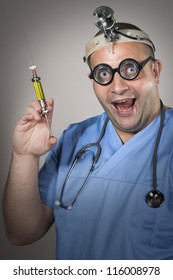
[113,98,136,112]
[116,99,126,103]
[118,107,132,112]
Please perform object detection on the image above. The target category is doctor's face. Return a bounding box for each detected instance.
[90,42,162,135]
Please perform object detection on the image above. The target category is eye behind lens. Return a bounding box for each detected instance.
[120,59,139,80]
[94,64,112,84]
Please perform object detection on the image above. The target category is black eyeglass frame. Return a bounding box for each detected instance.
[89,56,155,85]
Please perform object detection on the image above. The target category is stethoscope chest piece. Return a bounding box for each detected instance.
[146,190,165,208]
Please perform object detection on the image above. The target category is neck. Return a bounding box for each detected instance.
[115,128,135,144]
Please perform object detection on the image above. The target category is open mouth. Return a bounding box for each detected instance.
[113,98,136,112]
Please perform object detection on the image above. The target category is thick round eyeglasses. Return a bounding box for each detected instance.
[89,56,155,85]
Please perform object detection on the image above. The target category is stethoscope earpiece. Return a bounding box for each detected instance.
[146,190,165,208]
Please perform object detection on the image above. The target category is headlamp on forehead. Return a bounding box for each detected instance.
[84,6,155,64]
[94,6,116,40]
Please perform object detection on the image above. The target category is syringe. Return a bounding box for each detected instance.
[30,65,53,138]
[24,35,53,138]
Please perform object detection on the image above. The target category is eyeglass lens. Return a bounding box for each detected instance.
[91,56,154,85]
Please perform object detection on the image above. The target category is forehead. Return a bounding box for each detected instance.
[90,42,148,67]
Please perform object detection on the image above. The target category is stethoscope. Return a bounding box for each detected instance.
[146,100,165,208]
[56,100,165,210]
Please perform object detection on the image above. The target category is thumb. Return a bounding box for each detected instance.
[48,136,57,148]
[43,136,57,153]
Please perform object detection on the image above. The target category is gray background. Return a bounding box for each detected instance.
[0,0,172,259]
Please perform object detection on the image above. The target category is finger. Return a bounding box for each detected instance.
[46,98,54,114]
[30,99,54,114]
[47,98,54,108]
[46,98,55,122]
[31,100,42,112]
[26,106,42,121]
[21,114,34,123]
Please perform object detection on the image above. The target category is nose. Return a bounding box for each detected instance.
[111,72,130,95]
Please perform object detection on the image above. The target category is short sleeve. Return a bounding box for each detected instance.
[38,132,64,208]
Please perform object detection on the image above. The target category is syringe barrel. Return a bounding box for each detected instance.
[29,66,53,137]
[31,76,45,101]
[31,75,48,115]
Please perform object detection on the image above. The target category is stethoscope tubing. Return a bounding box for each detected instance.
[57,117,109,209]
[57,101,165,210]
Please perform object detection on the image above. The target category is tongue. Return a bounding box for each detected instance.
[115,99,135,111]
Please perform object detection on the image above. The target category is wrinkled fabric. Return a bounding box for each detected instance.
[39,110,173,259]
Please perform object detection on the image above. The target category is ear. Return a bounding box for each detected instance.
[87,73,92,81]
[152,59,162,85]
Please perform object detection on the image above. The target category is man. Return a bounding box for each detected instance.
[3,6,173,259]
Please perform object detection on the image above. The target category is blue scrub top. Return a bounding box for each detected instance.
[39,109,173,260]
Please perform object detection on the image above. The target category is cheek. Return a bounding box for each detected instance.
[93,82,102,99]
[92,83,108,107]
[137,74,157,98]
